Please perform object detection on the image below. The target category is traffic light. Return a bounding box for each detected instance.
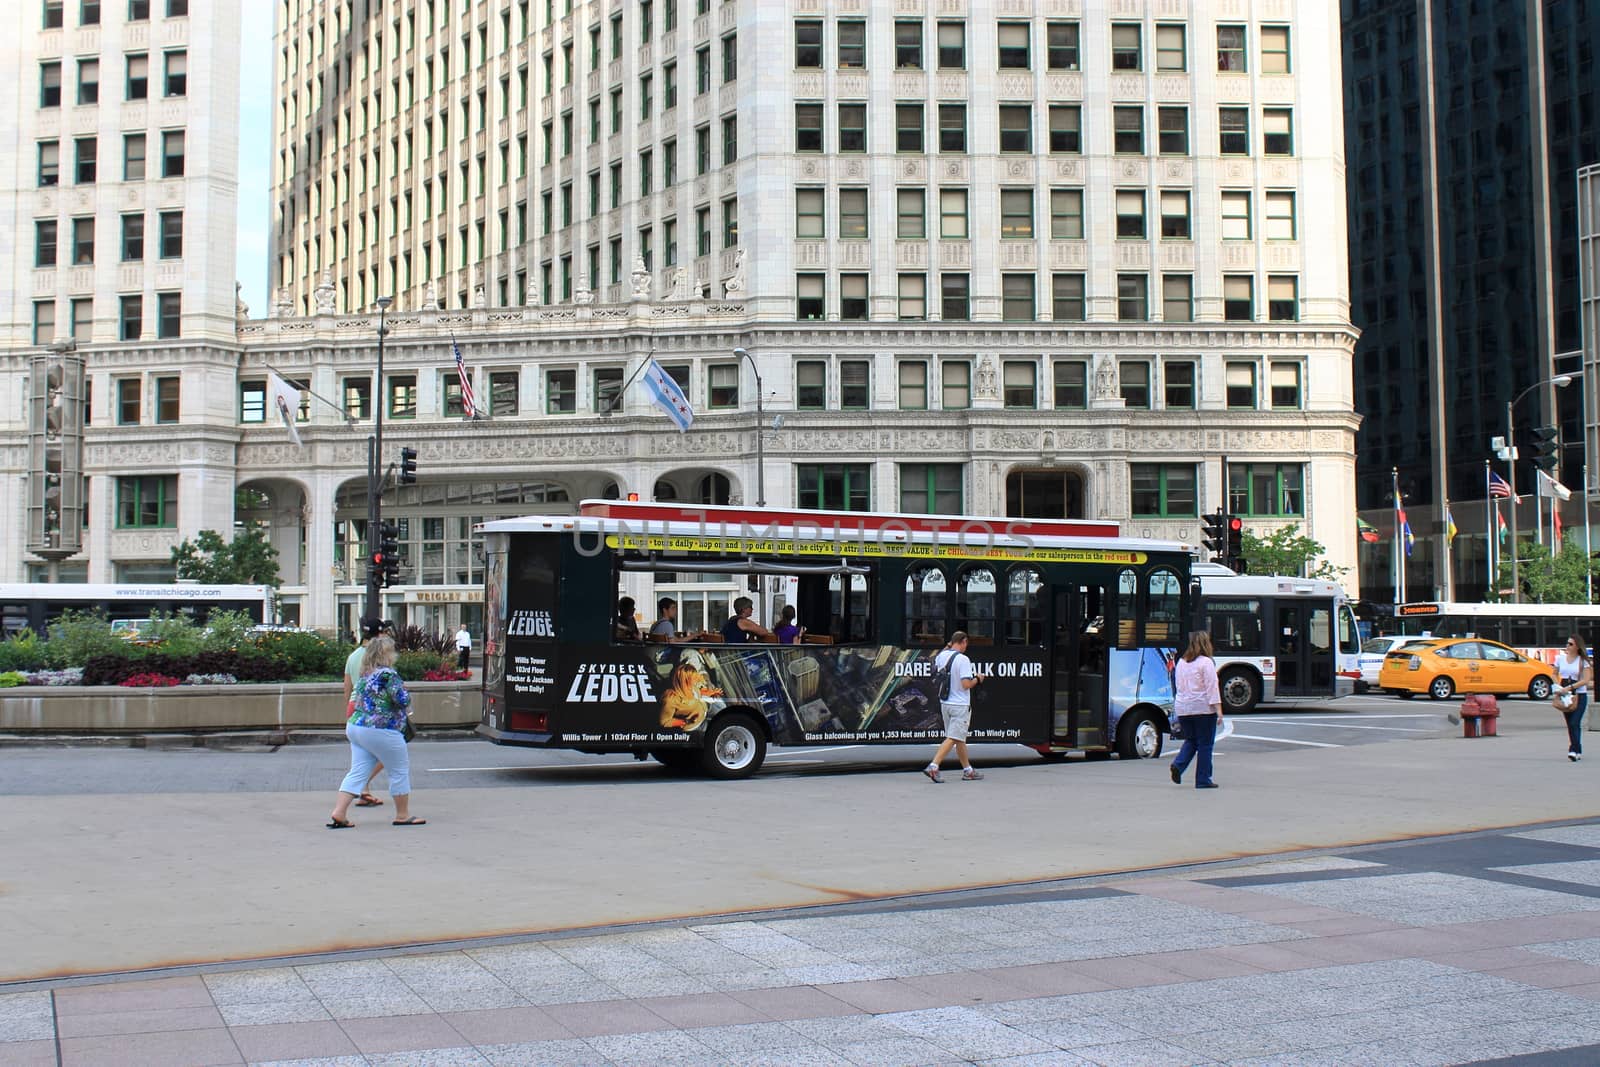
[399,446,418,485]
[1531,426,1560,473]
[377,521,401,586]
[1201,512,1228,556]
[1226,515,1245,572]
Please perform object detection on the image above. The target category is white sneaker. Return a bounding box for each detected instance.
[1571,752,1583,762]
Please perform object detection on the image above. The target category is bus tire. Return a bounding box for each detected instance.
[1529,676,1554,701]
[1036,750,1071,763]
[1116,712,1164,760]
[700,713,767,779]
[1428,676,1454,700]
[651,749,699,772]
[1218,668,1262,714]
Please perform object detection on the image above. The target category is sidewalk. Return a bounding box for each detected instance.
[10,820,1600,1065]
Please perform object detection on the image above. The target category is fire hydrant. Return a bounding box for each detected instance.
[1460,694,1500,738]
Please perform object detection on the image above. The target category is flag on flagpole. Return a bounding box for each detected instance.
[1497,505,1509,544]
[1445,506,1458,544]
[1537,469,1573,501]
[639,357,694,432]
[1395,490,1414,557]
[1488,470,1513,499]
[1357,517,1380,544]
[267,371,304,447]
[1554,506,1564,552]
[451,336,478,418]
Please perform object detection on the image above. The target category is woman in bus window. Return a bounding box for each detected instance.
[614,597,642,642]
[1169,630,1223,789]
[1554,635,1592,762]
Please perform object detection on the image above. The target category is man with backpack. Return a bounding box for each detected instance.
[923,631,985,782]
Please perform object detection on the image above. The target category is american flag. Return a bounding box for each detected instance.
[1488,470,1512,499]
[452,337,478,418]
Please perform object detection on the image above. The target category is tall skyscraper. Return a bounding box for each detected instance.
[1344,0,1600,600]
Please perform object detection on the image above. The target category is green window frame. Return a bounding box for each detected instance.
[708,363,739,408]
[593,367,623,413]
[387,375,417,419]
[116,474,177,528]
[900,463,962,515]
[546,368,576,413]
[796,360,826,409]
[1130,464,1197,518]
[116,378,141,424]
[1053,360,1086,409]
[1228,463,1304,517]
[798,463,870,511]
[898,360,928,410]
[239,381,266,423]
[1163,361,1196,409]
[941,360,970,409]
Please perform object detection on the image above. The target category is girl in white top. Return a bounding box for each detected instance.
[1554,635,1592,762]
[1169,631,1224,789]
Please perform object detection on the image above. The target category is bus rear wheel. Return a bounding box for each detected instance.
[700,713,767,779]
[1219,668,1261,714]
[1116,712,1164,760]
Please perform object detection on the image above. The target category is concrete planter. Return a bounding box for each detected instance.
[0,680,481,733]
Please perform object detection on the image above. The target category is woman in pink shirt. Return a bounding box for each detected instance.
[1170,631,1224,789]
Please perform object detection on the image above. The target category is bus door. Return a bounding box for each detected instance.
[1275,600,1335,696]
[1051,583,1108,747]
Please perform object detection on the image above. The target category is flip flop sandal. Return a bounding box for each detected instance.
[392,817,428,826]
[326,818,355,829]
[355,794,384,807]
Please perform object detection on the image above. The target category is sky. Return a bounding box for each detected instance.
[236,4,273,318]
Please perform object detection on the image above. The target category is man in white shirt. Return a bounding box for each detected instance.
[454,625,472,670]
[924,631,985,782]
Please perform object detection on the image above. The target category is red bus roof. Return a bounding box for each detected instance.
[577,500,1122,539]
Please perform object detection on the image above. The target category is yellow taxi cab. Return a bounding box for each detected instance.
[1378,637,1556,701]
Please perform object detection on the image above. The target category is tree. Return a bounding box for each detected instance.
[1237,524,1346,581]
[171,527,281,587]
[1489,539,1600,604]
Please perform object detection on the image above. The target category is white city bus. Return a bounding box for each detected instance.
[1191,564,1362,713]
[0,583,276,637]
[1394,601,1600,666]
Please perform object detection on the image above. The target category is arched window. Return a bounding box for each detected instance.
[1005,567,1045,645]
[1116,568,1139,648]
[696,472,731,504]
[1146,568,1183,645]
[904,564,947,645]
[601,481,621,499]
[956,566,998,643]
[653,479,679,501]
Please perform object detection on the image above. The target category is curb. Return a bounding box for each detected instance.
[0,728,483,749]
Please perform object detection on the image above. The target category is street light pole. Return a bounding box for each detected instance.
[365,297,393,622]
[1506,372,1577,602]
[732,346,764,507]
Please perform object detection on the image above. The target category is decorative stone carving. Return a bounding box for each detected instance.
[669,266,696,301]
[722,248,746,297]
[1094,354,1117,399]
[630,256,652,299]
[975,356,997,400]
[473,284,487,308]
[422,281,440,310]
[313,271,336,314]
[235,283,249,323]
[573,276,594,304]
[272,286,293,319]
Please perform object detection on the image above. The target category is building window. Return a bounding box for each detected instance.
[1268,275,1299,321]
[343,376,372,419]
[663,62,677,109]
[1265,191,1297,240]
[75,137,96,183]
[897,187,925,238]
[696,206,711,256]
[1219,107,1249,154]
[936,21,965,68]
[126,53,148,100]
[158,211,182,258]
[794,20,822,68]
[118,134,145,183]
[1162,274,1193,322]
[796,360,826,409]
[938,103,966,152]
[386,374,417,418]
[166,0,185,14]
[840,359,870,408]
[72,217,95,264]
[43,0,63,28]
[1113,106,1144,154]
[1000,189,1033,238]
[1049,189,1084,239]
[116,475,177,528]
[1217,24,1247,71]
[1261,26,1291,73]
[839,188,868,238]
[901,464,962,515]
[795,102,823,152]
[1047,22,1079,70]
[593,367,623,413]
[798,464,870,511]
[895,102,924,152]
[939,188,968,238]
[942,360,970,408]
[41,61,61,107]
[119,294,142,340]
[1131,464,1197,517]
[998,105,1031,152]
[1117,274,1148,321]
[840,273,868,320]
[1164,361,1196,409]
[838,103,866,152]
[1159,190,1190,238]
[239,381,266,423]
[898,361,927,409]
[32,301,56,346]
[35,220,58,267]
[1158,107,1188,154]
[721,114,737,164]
[155,376,179,423]
[1224,275,1254,321]
[837,20,865,68]
[1002,274,1034,321]
[1225,361,1257,408]
[707,364,740,409]
[1229,464,1303,517]
[796,187,824,238]
[488,371,519,417]
[898,274,926,320]
[121,214,143,262]
[38,140,60,186]
[1263,108,1294,155]
[1115,189,1146,238]
[895,20,923,68]
[1221,190,1252,239]
[163,50,186,96]
[129,0,149,17]
[70,297,92,341]
[117,378,141,424]
[1156,24,1186,71]
[161,130,185,177]
[940,274,969,320]
[1053,360,1087,408]
[78,58,99,104]
[997,22,1029,68]
[1052,274,1086,321]
[1002,360,1036,408]
[721,32,737,81]
[1111,23,1141,70]
[796,273,824,319]
[1270,362,1302,408]
[546,369,576,413]
[1119,362,1150,408]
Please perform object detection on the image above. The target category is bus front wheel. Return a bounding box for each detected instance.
[700,713,767,779]
[1219,668,1262,714]
[1116,712,1164,760]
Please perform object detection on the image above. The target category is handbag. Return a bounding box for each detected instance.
[1553,692,1577,713]
[1169,714,1187,740]
[401,715,416,742]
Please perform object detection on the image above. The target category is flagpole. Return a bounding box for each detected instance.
[1485,460,1494,596]
[1585,462,1593,604]
[1393,468,1405,604]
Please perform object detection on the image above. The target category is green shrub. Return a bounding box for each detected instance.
[199,609,255,653]
[140,613,206,658]
[255,631,346,676]
[0,630,46,672]
[0,670,27,687]
[45,611,135,669]
[395,650,451,681]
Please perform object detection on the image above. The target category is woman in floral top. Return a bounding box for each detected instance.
[327,636,425,827]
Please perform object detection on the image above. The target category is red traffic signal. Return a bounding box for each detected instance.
[1227,517,1243,532]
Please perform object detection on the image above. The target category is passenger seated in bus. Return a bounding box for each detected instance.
[650,598,680,641]
[614,597,642,641]
[774,605,804,644]
[721,596,773,643]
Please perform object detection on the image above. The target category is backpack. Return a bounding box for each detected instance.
[934,650,955,701]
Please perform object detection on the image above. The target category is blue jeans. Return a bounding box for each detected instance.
[1565,694,1589,755]
[341,723,411,796]
[1171,714,1219,786]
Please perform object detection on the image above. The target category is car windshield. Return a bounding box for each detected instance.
[1362,638,1396,654]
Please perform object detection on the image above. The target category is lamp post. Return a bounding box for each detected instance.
[1507,372,1577,602]
[365,297,393,622]
[732,346,764,507]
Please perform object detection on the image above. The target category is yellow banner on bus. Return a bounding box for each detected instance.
[605,533,1148,565]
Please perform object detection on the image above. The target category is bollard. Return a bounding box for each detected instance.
[1459,694,1500,738]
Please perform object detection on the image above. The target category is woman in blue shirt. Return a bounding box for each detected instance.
[327,636,426,827]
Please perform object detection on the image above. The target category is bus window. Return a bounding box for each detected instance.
[1338,604,1360,654]
[1116,569,1139,647]
[1506,615,1539,648]
[1206,599,1262,653]
[828,573,872,643]
[1004,566,1044,645]
[905,564,947,645]
[1145,569,1182,644]
[956,566,998,644]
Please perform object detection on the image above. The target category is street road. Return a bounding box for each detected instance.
[0,691,1490,796]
